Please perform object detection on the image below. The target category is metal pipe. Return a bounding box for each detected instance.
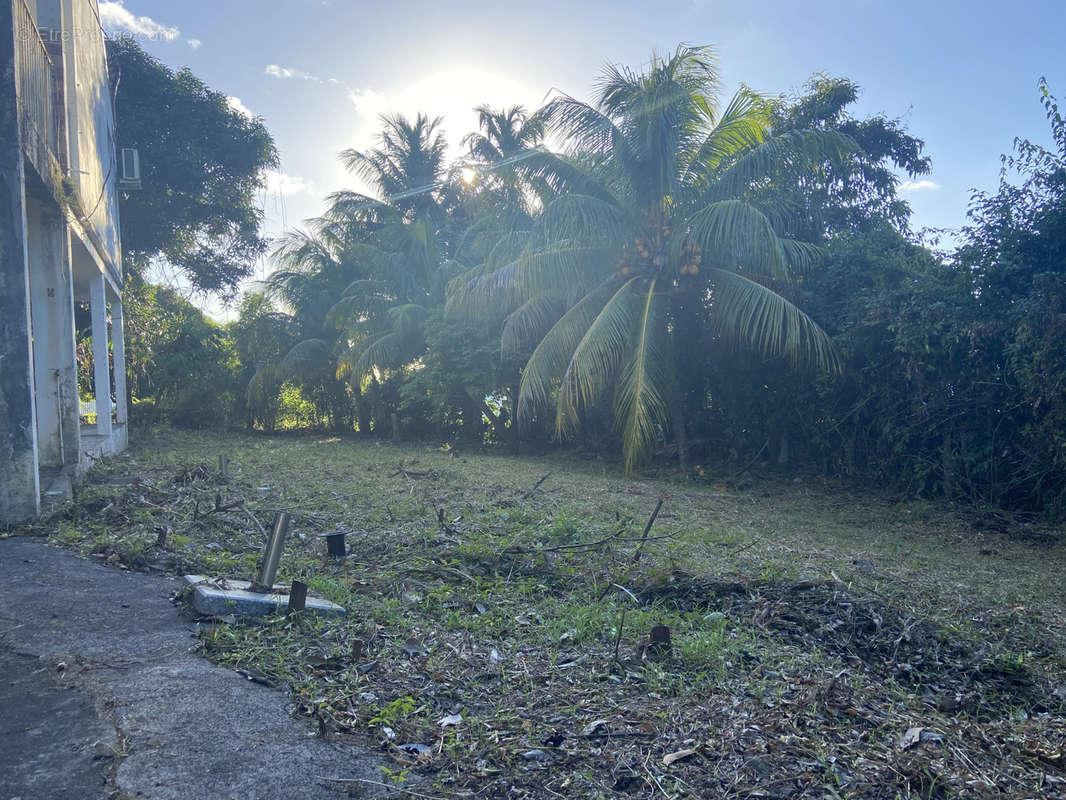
[250,512,290,593]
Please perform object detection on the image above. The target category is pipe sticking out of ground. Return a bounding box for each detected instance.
[250,512,289,593]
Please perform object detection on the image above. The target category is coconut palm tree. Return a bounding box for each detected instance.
[448,44,849,471]
[321,113,471,424]
[264,218,369,431]
[338,112,449,221]
[464,105,545,165]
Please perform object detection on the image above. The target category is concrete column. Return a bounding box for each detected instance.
[111,294,128,446]
[89,273,112,437]
[27,201,79,467]
[1,2,41,523]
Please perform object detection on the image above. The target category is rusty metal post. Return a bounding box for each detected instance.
[287,581,308,615]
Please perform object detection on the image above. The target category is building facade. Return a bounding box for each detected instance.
[2,0,126,523]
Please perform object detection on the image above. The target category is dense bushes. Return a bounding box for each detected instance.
[697,86,1066,513]
[120,279,239,429]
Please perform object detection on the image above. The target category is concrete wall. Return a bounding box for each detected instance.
[65,0,121,280]
[1,0,41,523]
[26,197,80,468]
[3,0,125,523]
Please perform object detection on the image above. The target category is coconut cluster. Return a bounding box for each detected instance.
[679,237,702,275]
[615,210,702,279]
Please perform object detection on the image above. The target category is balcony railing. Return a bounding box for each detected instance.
[15,0,65,175]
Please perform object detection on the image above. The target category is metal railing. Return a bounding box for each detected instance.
[14,0,65,172]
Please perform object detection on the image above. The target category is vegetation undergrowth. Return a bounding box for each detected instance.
[22,427,1066,798]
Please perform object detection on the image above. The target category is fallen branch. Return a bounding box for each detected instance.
[522,472,552,499]
[239,502,268,539]
[631,497,665,565]
[730,439,769,483]
[608,583,641,663]
[525,530,623,553]
[208,494,245,514]
[437,507,459,536]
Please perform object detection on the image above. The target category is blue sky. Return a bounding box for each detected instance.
[99,0,1065,314]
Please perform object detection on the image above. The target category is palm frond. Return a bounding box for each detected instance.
[501,295,565,355]
[614,280,670,473]
[707,268,840,371]
[516,280,616,422]
[681,88,769,190]
[347,329,420,378]
[278,338,334,381]
[540,95,632,158]
[556,278,643,436]
[704,129,857,203]
[688,200,789,280]
[515,148,620,204]
[387,302,429,332]
[322,189,396,221]
[538,194,630,247]
[247,362,281,403]
[451,244,615,316]
[779,238,824,275]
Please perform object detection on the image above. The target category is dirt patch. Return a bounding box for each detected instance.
[640,570,1052,712]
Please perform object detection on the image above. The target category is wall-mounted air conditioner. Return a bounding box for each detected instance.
[118,147,141,189]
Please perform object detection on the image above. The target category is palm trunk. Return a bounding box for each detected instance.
[669,378,688,473]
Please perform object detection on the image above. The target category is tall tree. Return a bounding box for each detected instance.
[450,45,847,471]
[765,75,931,237]
[107,39,278,299]
[266,218,370,432]
[326,114,462,385]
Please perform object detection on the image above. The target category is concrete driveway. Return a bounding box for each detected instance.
[0,537,386,800]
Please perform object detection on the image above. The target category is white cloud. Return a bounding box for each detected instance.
[226,96,255,119]
[263,169,318,197]
[187,38,202,49]
[98,1,179,41]
[345,68,542,150]
[265,64,317,81]
[899,179,940,193]
[347,87,390,117]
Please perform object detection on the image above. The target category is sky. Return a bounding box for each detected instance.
[98,0,1065,319]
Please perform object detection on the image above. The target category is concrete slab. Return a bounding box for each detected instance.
[184,575,346,618]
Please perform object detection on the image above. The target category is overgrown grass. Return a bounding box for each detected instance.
[21,427,1066,798]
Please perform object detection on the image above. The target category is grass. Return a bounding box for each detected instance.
[17,426,1066,798]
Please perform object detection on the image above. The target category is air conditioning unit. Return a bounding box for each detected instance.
[118,147,142,189]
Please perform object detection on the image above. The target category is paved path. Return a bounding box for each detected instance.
[0,537,385,800]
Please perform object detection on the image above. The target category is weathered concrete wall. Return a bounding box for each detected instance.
[65,0,121,279]
[26,198,79,467]
[1,3,40,523]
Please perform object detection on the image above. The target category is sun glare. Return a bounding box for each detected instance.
[460,166,477,185]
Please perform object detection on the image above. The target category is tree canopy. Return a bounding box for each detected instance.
[107,38,278,299]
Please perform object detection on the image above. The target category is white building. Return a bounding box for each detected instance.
[2,0,127,523]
